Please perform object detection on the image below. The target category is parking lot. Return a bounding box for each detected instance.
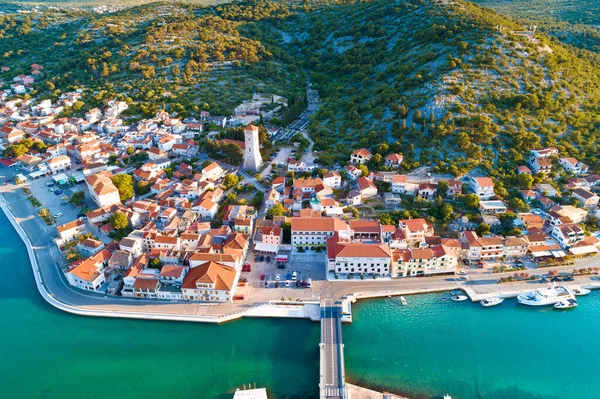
[24,174,92,225]
[240,250,326,294]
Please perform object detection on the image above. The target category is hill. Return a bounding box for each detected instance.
[0,1,304,118]
[472,0,600,53]
[263,0,600,177]
[1,0,599,179]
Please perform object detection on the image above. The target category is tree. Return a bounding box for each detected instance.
[111,174,134,202]
[517,173,534,189]
[137,180,150,195]
[68,191,85,206]
[440,203,454,222]
[477,223,491,236]
[149,258,163,270]
[110,211,128,230]
[508,197,530,212]
[223,173,240,189]
[379,213,395,225]
[357,164,369,176]
[463,194,480,210]
[267,204,285,218]
[437,180,449,198]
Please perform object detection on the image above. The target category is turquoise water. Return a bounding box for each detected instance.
[345,294,600,399]
[0,212,319,399]
[3,205,600,399]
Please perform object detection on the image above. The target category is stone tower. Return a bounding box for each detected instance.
[243,124,263,171]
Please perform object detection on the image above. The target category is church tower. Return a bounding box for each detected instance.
[243,124,263,171]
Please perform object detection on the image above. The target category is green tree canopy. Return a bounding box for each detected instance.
[110,211,128,230]
[111,174,134,202]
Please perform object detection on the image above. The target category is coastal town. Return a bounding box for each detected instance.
[0,64,599,310]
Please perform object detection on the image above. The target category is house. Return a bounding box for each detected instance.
[547,205,588,226]
[291,216,350,247]
[398,218,435,246]
[460,231,504,261]
[529,147,559,160]
[271,176,286,192]
[192,196,218,219]
[293,178,324,194]
[119,237,143,257]
[571,188,599,209]
[159,265,188,287]
[350,148,372,165]
[77,238,105,257]
[535,183,559,198]
[327,237,391,276]
[323,171,342,188]
[517,165,532,175]
[516,213,544,231]
[479,200,507,214]
[559,158,588,176]
[520,190,537,202]
[346,189,363,206]
[181,261,238,303]
[530,157,552,175]
[350,220,382,241]
[345,165,362,180]
[56,219,87,242]
[393,245,457,277]
[46,155,71,174]
[549,224,585,249]
[85,171,120,208]
[384,153,403,167]
[132,277,160,299]
[65,250,109,291]
[356,176,378,199]
[469,177,495,200]
[201,162,225,181]
[417,183,437,200]
[391,175,418,195]
[447,179,463,198]
[107,250,133,271]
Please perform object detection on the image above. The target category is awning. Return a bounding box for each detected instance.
[28,170,46,179]
[569,246,599,256]
[52,173,69,184]
[550,250,567,258]
[253,242,279,254]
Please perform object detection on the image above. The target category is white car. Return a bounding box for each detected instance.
[53,213,63,218]
[292,271,297,280]
[457,270,467,275]
[275,274,280,281]
[285,281,290,288]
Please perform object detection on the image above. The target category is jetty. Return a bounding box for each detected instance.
[320,298,348,399]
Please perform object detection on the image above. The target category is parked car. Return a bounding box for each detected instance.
[292,271,297,280]
[54,190,63,195]
[260,274,265,281]
[266,256,271,262]
[301,280,307,288]
[285,281,290,288]
[457,270,467,275]
[306,279,312,288]
[277,263,286,269]
[276,274,280,281]
[53,213,62,218]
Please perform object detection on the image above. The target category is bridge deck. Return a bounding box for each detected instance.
[320,302,348,399]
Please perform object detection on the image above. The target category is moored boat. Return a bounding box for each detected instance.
[480,297,504,307]
[451,294,468,302]
[451,290,463,296]
[554,298,578,309]
[400,296,407,305]
[574,288,591,296]
[517,283,575,306]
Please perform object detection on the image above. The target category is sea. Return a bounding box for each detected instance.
[1,210,600,399]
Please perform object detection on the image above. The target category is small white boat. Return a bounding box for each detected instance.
[451,295,468,302]
[480,297,504,307]
[444,395,452,399]
[400,296,407,305]
[554,298,578,309]
[574,288,591,296]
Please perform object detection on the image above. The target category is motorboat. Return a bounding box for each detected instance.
[480,297,504,307]
[574,288,591,296]
[451,294,468,302]
[517,283,575,306]
[554,298,578,309]
[400,296,407,306]
[444,395,452,399]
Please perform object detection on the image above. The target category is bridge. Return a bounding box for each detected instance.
[319,299,349,399]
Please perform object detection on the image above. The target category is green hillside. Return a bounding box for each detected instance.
[0,1,304,117]
[268,0,600,177]
[1,0,599,178]
[472,0,600,53]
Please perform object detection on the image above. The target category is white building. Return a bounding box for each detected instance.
[559,157,588,176]
[327,239,391,276]
[291,216,350,247]
[469,177,495,200]
[181,261,238,303]
[46,155,71,174]
[85,171,121,208]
